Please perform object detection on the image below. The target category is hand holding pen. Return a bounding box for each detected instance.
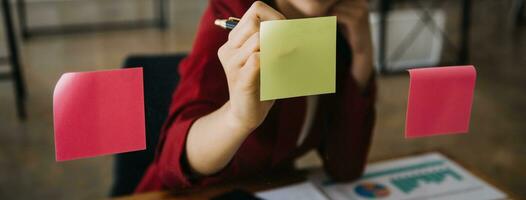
[185,1,285,176]
[215,1,284,133]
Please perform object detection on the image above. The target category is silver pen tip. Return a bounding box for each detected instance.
[214,19,227,28]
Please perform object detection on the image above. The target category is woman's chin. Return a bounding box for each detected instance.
[302,8,330,17]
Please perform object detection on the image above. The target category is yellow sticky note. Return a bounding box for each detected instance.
[260,16,336,101]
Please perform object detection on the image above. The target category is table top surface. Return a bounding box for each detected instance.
[115,150,513,200]
[115,170,307,200]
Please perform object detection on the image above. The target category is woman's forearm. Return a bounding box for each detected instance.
[352,53,373,91]
[185,2,283,177]
[185,101,253,176]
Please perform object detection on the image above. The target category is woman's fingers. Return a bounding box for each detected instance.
[243,1,285,23]
[228,1,285,47]
[219,1,285,92]
[227,32,260,69]
[221,1,285,71]
[238,52,260,90]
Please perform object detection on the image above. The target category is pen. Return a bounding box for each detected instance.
[214,17,240,30]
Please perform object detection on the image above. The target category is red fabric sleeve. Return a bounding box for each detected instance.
[318,70,377,181]
[152,0,252,189]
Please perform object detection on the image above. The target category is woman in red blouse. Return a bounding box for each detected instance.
[136,0,376,192]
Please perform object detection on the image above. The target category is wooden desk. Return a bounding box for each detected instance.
[116,150,514,200]
[115,170,307,200]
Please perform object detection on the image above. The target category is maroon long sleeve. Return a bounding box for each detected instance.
[318,72,376,182]
[135,0,376,193]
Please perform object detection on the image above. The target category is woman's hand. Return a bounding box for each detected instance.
[186,2,286,176]
[330,0,374,90]
[217,1,285,133]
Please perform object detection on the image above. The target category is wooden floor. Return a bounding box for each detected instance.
[0,0,525,199]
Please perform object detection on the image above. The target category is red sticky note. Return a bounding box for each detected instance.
[53,68,146,161]
[405,65,476,138]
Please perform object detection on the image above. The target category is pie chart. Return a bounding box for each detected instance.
[354,182,390,198]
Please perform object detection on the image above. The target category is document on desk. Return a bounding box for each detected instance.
[53,68,146,161]
[256,181,329,200]
[309,152,506,200]
[260,16,336,101]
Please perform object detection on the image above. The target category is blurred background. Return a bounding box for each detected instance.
[0,0,524,199]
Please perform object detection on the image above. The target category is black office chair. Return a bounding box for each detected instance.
[110,53,186,197]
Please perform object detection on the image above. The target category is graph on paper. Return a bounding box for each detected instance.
[310,152,507,200]
[391,167,463,194]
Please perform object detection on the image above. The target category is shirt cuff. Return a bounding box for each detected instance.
[157,104,215,188]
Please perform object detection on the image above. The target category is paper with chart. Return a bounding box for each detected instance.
[260,16,336,101]
[309,152,506,200]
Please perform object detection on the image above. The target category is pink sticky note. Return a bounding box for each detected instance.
[53,68,146,161]
[405,65,476,138]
